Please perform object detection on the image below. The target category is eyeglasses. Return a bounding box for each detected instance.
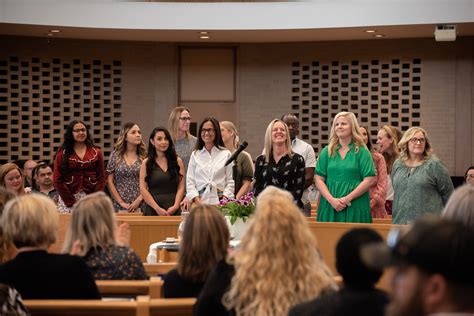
[73,128,87,133]
[466,174,474,179]
[201,128,215,135]
[409,137,426,144]
[179,117,192,122]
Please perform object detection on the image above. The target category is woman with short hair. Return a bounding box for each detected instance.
[168,106,197,170]
[163,204,229,298]
[62,192,147,280]
[391,127,454,224]
[0,194,100,299]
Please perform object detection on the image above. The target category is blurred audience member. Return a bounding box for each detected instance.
[62,192,147,280]
[289,228,389,316]
[163,204,229,298]
[22,160,37,189]
[465,166,474,185]
[442,184,474,228]
[0,194,100,299]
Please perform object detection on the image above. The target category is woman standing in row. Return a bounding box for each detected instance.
[359,126,388,218]
[168,106,197,170]
[315,112,375,223]
[140,127,185,216]
[54,120,105,213]
[253,119,305,208]
[376,125,400,214]
[391,127,453,224]
[186,117,234,205]
[107,122,147,212]
[220,121,253,199]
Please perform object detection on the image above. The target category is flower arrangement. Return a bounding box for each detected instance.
[218,191,255,225]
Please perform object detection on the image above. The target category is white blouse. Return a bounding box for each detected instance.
[186,146,235,205]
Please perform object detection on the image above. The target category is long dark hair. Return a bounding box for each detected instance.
[196,117,225,150]
[145,127,181,185]
[60,120,94,171]
[360,126,373,152]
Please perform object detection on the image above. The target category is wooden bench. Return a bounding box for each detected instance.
[96,277,163,299]
[144,262,177,277]
[24,295,149,316]
[149,298,196,316]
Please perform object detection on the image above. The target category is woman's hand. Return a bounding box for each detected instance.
[119,201,131,211]
[166,205,179,215]
[330,197,347,212]
[128,199,142,212]
[180,198,190,212]
[156,207,170,216]
[193,197,202,206]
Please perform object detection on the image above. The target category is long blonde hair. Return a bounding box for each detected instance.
[62,192,116,256]
[262,119,292,162]
[379,125,400,174]
[328,112,366,157]
[398,127,432,162]
[113,122,147,162]
[223,186,336,316]
[220,120,239,150]
[168,106,192,142]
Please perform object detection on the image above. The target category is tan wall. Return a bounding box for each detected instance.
[1,35,473,175]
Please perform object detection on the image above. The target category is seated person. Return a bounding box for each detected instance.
[62,192,147,280]
[163,204,229,298]
[0,283,29,316]
[289,228,389,316]
[0,194,100,299]
[194,186,336,316]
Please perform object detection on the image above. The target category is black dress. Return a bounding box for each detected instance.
[0,250,100,299]
[144,163,179,216]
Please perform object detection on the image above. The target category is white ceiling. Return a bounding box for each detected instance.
[1,0,473,42]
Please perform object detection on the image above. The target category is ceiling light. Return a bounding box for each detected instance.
[49,29,61,33]
[374,34,385,38]
[365,30,376,33]
[199,31,209,35]
[47,33,54,36]
[200,35,210,39]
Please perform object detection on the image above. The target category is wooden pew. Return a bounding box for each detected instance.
[149,298,196,316]
[144,262,177,277]
[24,295,149,316]
[96,277,163,299]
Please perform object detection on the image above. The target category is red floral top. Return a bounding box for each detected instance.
[53,146,106,207]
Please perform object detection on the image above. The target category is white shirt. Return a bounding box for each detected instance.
[291,137,317,168]
[292,137,317,204]
[186,146,235,205]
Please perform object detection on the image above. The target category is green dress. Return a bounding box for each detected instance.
[315,143,376,223]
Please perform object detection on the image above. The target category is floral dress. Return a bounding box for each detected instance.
[106,151,143,211]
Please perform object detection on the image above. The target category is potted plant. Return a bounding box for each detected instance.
[218,191,255,239]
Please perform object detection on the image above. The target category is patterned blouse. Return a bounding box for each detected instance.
[254,153,305,208]
[106,150,143,211]
[84,245,148,280]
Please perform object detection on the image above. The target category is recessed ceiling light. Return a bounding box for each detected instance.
[49,29,61,33]
[365,30,376,33]
[199,31,209,35]
[200,35,210,39]
[47,33,54,36]
[374,34,385,38]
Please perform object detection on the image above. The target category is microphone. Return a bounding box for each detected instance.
[225,141,248,166]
